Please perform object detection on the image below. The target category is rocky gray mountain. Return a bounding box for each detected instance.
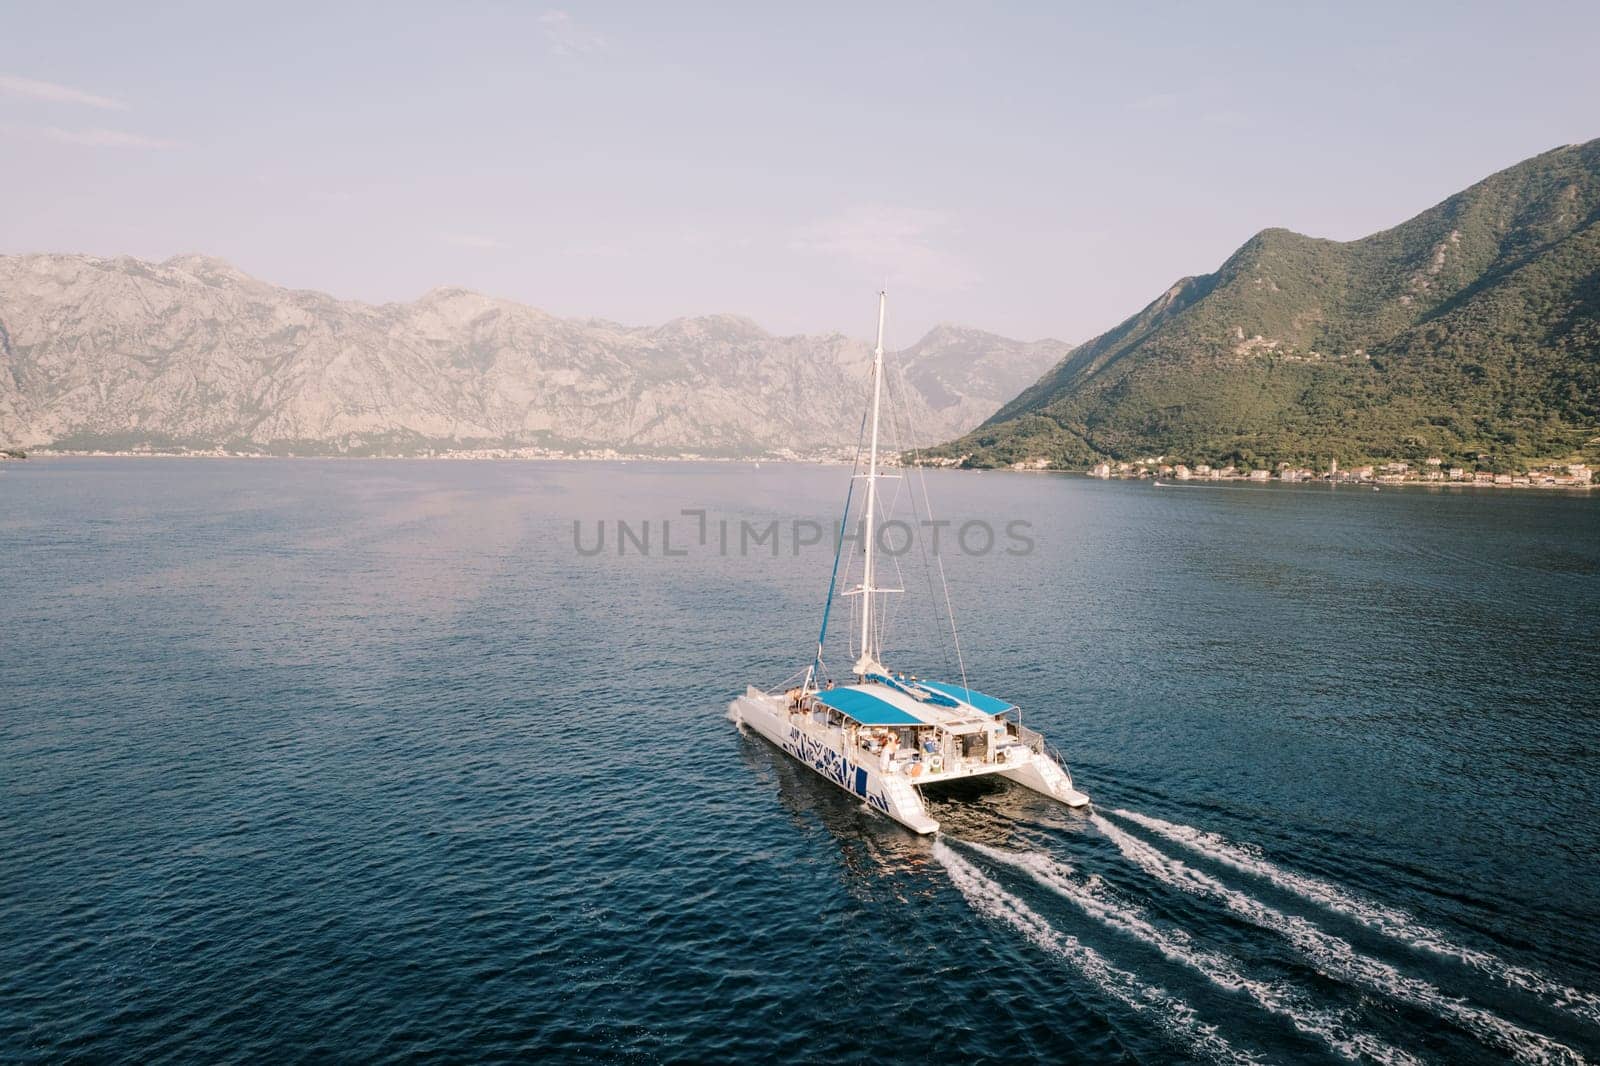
[0,253,1067,456]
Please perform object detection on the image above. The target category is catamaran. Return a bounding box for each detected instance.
[730,292,1090,834]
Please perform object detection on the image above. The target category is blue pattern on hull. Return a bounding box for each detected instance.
[783,725,890,814]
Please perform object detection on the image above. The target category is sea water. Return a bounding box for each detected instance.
[3,459,1597,1062]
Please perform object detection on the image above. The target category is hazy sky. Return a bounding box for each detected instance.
[4,2,1597,343]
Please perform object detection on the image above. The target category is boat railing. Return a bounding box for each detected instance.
[1002,713,1071,774]
[1010,718,1047,755]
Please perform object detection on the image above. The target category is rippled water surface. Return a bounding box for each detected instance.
[3,459,1598,1063]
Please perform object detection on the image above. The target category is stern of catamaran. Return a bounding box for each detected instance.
[808,674,1091,805]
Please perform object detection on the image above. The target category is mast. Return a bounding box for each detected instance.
[854,290,888,676]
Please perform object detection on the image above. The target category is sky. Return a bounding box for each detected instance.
[3,1,1598,344]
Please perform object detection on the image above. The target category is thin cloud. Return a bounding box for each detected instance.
[1201,109,1252,128]
[567,241,628,259]
[538,10,606,56]
[792,206,977,291]
[565,225,753,260]
[440,232,507,250]
[0,73,127,110]
[1129,92,1179,111]
[680,224,751,251]
[40,126,177,148]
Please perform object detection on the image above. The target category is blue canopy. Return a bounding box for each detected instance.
[918,680,1017,715]
[813,687,926,726]
[866,672,961,708]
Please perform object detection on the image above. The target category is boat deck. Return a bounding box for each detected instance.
[791,703,1037,784]
[764,680,1062,789]
[818,680,998,733]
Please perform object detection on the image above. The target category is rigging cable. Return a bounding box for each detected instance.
[883,357,960,685]
[812,364,875,685]
[893,362,971,696]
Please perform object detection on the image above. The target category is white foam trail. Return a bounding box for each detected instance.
[1093,815,1585,1065]
[1112,808,1600,1028]
[933,841,1259,1065]
[963,840,1421,1066]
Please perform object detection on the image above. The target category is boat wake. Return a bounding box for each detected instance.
[1091,814,1586,1065]
[936,808,1593,1064]
[960,840,1421,1066]
[1109,808,1600,1028]
[933,841,1260,1064]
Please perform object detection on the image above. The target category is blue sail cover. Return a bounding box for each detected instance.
[865,672,961,708]
[918,680,1017,715]
[813,688,926,726]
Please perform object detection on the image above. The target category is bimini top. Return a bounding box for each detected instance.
[916,680,1018,716]
[865,672,1019,717]
[812,686,927,726]
[812,678,1020,726]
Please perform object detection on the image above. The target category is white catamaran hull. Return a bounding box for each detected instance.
[732,689,938,834]
[733,292,1090,834]
[731,687,1087,835]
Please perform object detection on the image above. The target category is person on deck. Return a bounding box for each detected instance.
[879,731,900,773]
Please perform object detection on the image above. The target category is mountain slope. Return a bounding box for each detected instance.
[0,255,1067,456]
[931,139,1600,470]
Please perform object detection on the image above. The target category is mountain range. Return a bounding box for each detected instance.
[0,254,1066,457]
[930,138,1600,471]
[6,140,1596,469]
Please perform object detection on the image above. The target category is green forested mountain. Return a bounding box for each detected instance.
[928,139,1600,471]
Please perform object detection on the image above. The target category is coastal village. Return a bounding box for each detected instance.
[1080,457,1594,489]
[10,446,1596,490]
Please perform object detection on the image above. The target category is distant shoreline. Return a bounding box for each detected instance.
[13,452,1598,494]
[16,449,858,465]
[1114,475,1595,495]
